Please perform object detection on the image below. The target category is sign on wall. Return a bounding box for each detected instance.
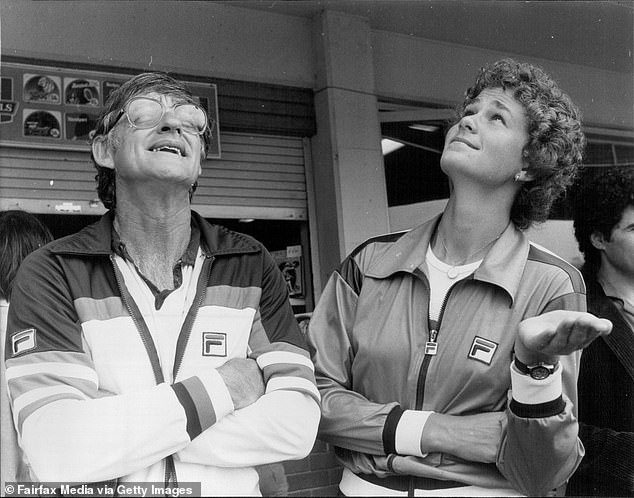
[0,62,221,157]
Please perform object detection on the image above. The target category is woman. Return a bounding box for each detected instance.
[0,210,53,488]
[307,59,612,496]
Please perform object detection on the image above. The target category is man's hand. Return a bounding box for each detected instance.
[421,412,507,463]
[217,358,265,410]
[516,310,612,364]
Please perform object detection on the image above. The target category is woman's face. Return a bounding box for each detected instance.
[440,87,529,187]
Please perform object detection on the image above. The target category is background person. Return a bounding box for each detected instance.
[567,166,634,496]
[307,59,612,496]
[4,72,320,496]
[0,210,53,488]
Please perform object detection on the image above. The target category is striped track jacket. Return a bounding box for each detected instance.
[307,215,585,496]
[5,211,320,496]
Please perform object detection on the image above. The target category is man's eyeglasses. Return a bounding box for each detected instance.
[108,96,209,135]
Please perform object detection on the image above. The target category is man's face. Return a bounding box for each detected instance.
[108,91,204,189]
[599,204,634,279]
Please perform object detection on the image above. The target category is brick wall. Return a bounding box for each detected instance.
[285,439,342,497]
[257,440,343,497]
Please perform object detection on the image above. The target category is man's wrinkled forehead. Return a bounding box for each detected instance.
[108,77,192,109]
[125,87,193,106]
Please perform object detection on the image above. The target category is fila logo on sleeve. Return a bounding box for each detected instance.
[202,332,227,357]
[12,328,37,356]
[468,336,498,365]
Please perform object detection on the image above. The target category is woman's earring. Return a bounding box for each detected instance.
[188,181,198,201]
[514,172,523,182]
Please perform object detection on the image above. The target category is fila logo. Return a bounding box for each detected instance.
[202,332,227,357]
[468,336,498,365]
[12,328,37,356]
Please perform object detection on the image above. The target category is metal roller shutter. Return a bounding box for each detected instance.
[0,132,308,220]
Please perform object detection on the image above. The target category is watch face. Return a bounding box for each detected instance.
[530,366,551,380]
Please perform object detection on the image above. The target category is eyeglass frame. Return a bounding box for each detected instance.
[104,95,210,136]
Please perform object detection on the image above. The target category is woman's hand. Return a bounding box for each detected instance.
[515,310,612,365]
[421,412,507,463]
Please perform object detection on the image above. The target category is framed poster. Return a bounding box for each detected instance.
[0,61,221,157]
[271,245,304,298]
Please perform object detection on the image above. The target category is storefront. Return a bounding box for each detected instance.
[2,2,631,307]
[0,57,317,312]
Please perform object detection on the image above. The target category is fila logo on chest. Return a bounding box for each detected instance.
[202,332,227,357]
[12,328,38,356]
[468,336,498,365]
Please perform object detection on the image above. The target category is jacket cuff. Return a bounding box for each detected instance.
[395,410,433,457]
[171,370,234,440]
[509,362,565,418]
[382,405,405,454]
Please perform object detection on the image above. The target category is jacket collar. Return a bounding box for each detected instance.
[49,210,261,258]
[366,213,529,303]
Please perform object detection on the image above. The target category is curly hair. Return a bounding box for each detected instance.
[0,210,53,300]
[90,72,213,210]
[570,166,634,275]
[453,58,586,229]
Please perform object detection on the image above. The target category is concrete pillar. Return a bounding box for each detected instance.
[309,10,389,290]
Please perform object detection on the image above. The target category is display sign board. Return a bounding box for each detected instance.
[0,62,220,157]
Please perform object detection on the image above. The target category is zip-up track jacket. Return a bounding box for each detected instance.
[307,215,585,496]
[5,211,320,496]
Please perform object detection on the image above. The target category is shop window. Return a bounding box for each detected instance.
[207,218,311,313]
[381,121,449,206]
[550,140,634,220]
[380,123,633,221]
[615,144,634,164]
[584,142,614,166]
[35,213,100,239]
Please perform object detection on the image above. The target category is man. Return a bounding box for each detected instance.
[567,166,634,496]
[4,72,320,496]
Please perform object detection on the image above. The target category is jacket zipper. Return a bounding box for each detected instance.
[172,254,214,380]
[110,256,164,382]
[415,282,458,410]
[111,255,180,489]
[166,253,213,487]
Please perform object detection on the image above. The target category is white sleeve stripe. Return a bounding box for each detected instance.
[13,385,88,420]
[256,351,315,371]
[5,350,92,368]
[6,362,99,386]
[17,394,84,435]
[265,376,321,401]
[8,375,97,402]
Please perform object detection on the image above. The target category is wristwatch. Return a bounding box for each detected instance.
[514,357,557,380]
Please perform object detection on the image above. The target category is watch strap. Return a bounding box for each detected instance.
[514,357,557,379]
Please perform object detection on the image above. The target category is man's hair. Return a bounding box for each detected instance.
[453,58,585,229]
[90,72,212,210]
[0,210,54,301]
[571,166,634,275]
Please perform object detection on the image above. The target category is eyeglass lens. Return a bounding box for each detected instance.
[126,98,207,134]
